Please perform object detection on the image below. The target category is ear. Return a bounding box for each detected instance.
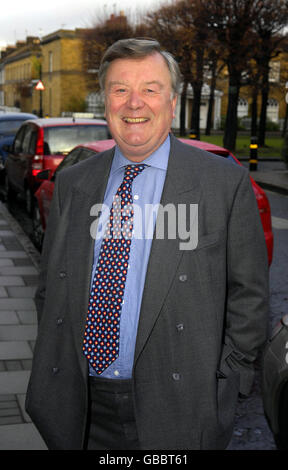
[172,94,177,117]
[104,101,107,119]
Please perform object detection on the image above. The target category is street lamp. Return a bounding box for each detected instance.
[34,79,45,117]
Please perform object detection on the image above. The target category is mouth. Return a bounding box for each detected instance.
[122,117,149,124]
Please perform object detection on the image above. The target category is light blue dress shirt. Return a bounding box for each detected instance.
[89,135,170,378]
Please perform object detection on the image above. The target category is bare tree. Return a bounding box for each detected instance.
[251,0,288,146]
[82,12,134,93]
[205,48,225,135]
[145,3,192,135]
[204,0,261,151]
[147,0,214,139]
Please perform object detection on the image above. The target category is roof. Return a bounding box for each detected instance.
[80,139,116,152]
[179,138,230,156]
[0,113,38,121]
[30,117,108,127]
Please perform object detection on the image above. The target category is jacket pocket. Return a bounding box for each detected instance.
[195,229,224,251]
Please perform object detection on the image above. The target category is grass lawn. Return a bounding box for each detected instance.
[182,133,285,159]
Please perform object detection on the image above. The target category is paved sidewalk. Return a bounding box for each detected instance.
[242,158,288,195]
[251,170,288,195]
[0,202,47,450]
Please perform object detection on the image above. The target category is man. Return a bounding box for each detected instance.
[26,38,269,450]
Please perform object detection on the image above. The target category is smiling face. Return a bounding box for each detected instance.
[104,53,177,162]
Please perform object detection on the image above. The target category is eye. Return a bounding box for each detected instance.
[115,88,127,94]
[110,86,128,95]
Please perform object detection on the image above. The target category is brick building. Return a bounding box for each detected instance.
[0,29,93,118]
[41,29,90,117]
[0,37,41,113]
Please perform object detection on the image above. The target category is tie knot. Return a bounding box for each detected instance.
[123,164,147,183]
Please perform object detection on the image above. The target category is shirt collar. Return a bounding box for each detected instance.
[110,134,170,175]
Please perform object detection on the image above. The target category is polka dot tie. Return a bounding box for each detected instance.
[83,164,147,374]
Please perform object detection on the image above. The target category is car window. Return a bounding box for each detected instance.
[227,154,237,164]
[80,148,99,160]
[0,120,26,135]
[13,126,27,154]
[22,125,36,154]
[43,125,109,155]
[53,147,97,178]
[207,150,237,164]
[56,148,84,171]
[28,128,38,154]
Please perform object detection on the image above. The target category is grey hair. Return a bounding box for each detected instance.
[98,38,182,97]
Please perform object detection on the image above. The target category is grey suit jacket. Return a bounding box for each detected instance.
[25,135,269,450]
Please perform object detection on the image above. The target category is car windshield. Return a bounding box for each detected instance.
[0,120,25,135]
[43,125,109,155]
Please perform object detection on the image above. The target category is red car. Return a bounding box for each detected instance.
[4,117,109,214]
[33,138,273,266]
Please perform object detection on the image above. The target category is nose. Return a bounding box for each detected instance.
[127,90,144,109]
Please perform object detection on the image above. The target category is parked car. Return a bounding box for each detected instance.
[33,137,273,265]
[262,314,288,449]
[0,112,38,167]
[181,139,273,266]
[4,117,110,214]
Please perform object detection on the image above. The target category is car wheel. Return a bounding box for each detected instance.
[25,187,34,216]
[32,202,44,251]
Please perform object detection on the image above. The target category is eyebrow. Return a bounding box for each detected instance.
[145,81,164,89]
[107,80,164,90]
[108,81,128,88]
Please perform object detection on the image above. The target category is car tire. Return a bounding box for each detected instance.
[32,202,44,251]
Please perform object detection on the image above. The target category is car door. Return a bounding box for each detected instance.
[15,123,38,194]
[37,146,96,229]
[5,124,27,192]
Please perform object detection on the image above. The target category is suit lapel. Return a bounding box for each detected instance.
[134,136,202,365]
[66,149,114,378]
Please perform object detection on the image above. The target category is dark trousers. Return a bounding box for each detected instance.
[86,376,141,450]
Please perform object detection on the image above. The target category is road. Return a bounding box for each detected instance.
[1,186,288,451]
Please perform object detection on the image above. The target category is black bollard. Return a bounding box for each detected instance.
[189,129,197,140]
[249,136,258,171]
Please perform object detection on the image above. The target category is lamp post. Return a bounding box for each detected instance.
[35,79,45,117]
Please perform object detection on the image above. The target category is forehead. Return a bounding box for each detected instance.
[105,53,172,85]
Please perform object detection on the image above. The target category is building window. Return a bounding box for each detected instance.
[269,62,280,83]
[49,52,53,74]
[86,92,105,117]
[237,97,248,118]
[0,68,4,85]
[267,98,279,123]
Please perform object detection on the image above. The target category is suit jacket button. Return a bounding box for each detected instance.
[172,373,180,381]
[179,274,187,282]
[176,323,184,331]
[56,317,63,325]
[52,367,59,375]
[59,271,66,279]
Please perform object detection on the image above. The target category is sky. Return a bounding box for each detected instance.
[0,0,164,49]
